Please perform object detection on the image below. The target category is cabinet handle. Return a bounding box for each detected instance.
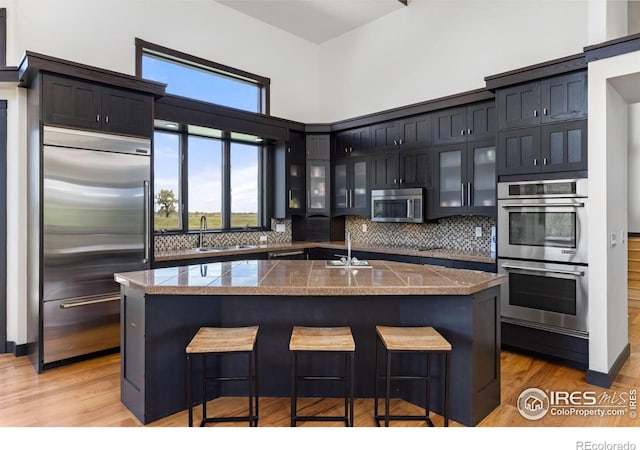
[460,130,465,136]
[399,178,404,184]
[393,140,398,146]
[461,183,465,206]
[307,191,310,207]
[345,190,349,207]
[533,158,538,166]
[468,128,472,135]
[543,108,548,116]
[349,189,353,208]
[96,114,100,123]
[287,147,291,153]
[394,178,397,184]
[398,139,403,145]
[344,148,348,153]
[105,115,109,124]
[350,147,353,152]
[533,109,538,117]
[543,158,548,165]
[467,182,472,207]
[289,190,293,204]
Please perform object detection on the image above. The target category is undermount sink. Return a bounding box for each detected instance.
[197,244,258,252]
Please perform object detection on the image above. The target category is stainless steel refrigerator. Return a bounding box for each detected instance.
[41,126,151,365]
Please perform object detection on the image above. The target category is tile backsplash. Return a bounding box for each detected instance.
[345,215,495,253]
[154,218,292,252]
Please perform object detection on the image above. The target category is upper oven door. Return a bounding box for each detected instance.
[498,197,587,264]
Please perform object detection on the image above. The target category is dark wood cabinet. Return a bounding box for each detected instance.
[433,101,496,145]
[371,114,431,151]
[497,71,587,130]
[273,131,306,218]
[306,134,331,159]
[432,139,496,218]
[305,134,331,216]
[370,148,430,190]
[497,120,587,176]
[42,73,152,137]
[333,157,369,216]
[333,126,370,157]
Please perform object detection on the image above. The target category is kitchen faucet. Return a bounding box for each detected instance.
[199,215,207,248]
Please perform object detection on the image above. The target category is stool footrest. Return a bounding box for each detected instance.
[374,414,434,427]
[376,375,430,381]
[294,416,350,424]
[202,416,258,426]
[205,376,251,383]
[297,375,345,381]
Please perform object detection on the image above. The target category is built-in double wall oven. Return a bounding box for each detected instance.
[497,179,588,337]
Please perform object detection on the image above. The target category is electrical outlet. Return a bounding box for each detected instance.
[475,227,482,238]
[259,235,268,242]
[275,223,285,233]
[610,232,617,248]
[362,224,368,233]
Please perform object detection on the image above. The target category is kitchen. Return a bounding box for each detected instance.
[0,0,639,447]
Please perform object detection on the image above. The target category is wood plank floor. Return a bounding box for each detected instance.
[1,307,638,427]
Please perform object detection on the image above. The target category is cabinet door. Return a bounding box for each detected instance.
[42,74,102,131]
[466,140,496,217]
[371,121,399,151]
[101,87,153,137]
[287,130,306,162]
[433,145,465,217]
[334,126,371,157]
[467,101,496,141]
[433,107,467,145]
[398,114,431,148]
[497,128,541,176]
[540,120,587,173]
[333,160,349,213]
[306,134,331,159]
[351,159,369,216]
[398,149,430,188]
[497,82,541,130]
[287,160,306,215]
[306,160,330,216]
[370,152,399,189]
[541,72,587,123]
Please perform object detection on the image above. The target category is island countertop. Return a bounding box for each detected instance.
[114,259,505,296]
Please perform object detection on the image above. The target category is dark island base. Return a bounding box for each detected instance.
[120,287,501,427]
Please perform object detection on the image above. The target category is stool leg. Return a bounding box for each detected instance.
[374,336,379,423]
[254,344,259,426]
[290,351,297,427]
[343,352,348,426]
[187,354,193,427]
[248,351,254,427]
[201,354,207,426]
[425,352,431,421]
[349,351,354,427]
[444,352,450,427]
[385,349,391,427]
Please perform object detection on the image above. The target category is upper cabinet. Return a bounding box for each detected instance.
[42,73,153,138]
[333,157,369,217]
[333,126,370,158]
[433,101,496,145]
[497,71,587,130]
[371,114,431,151]
[370,147,431,190]
[306,134,331,216]
[306,134,331,160]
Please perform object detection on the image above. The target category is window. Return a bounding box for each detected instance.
[136,39,269,114]
[153,122,265,233]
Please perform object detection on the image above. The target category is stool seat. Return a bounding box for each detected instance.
[187,326,259,354]
[376,326,452,352]
[289,326,355,352]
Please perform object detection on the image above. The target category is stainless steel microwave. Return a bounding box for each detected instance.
[371,188,424,223]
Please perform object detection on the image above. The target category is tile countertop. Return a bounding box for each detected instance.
[115,259,506,297]
[154,241,496,264]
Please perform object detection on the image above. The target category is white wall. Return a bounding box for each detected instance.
[588,50,640,375]
[2,0,320,123]
[628,103,640,232]
[318,0,588,122]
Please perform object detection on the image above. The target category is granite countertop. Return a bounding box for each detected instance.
[115,259,506,296]
[154,241,496,264]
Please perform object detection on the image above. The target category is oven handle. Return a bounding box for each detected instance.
[500,202,585,208]
[501,263,585,277]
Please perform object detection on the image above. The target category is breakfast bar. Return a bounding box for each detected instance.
[115,259,506,426]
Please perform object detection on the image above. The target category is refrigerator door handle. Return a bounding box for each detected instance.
[143,180,150,264]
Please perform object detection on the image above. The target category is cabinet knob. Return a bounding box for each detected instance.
[543,108,548,116]
[468,129,472,135]
[533,158,538,166]
[105,115,110,124]
[393,140,398,146]
[394,178,397,184]
[460,130,465,136]
[287,147,291,153]
[399,178,404,184]
[96,114,100,123]
[533,110,538,117]
[543,158,548,165]
[398,139,403,145]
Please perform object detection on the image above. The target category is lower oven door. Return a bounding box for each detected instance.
[498,258,588,336]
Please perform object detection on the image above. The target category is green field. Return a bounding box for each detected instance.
[154,212,258,231]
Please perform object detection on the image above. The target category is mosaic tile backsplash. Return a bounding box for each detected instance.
[345,215,496,253]
[154,218,292,252]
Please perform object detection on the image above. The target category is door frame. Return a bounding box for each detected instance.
[0,100,6,353]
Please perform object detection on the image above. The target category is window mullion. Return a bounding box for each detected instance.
[222,134,231,230]
[181,132,189,233]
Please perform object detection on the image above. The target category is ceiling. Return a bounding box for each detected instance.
[216,0,407,44]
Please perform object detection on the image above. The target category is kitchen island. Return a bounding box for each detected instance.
[115,259,505,426]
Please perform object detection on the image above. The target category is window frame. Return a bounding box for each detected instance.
[152,124,268,235]
[135,38,270,115]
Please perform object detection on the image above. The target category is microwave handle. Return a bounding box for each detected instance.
[407,199,413,219]
[501,263,585,277]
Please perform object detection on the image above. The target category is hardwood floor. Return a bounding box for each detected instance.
[1,307,638,428]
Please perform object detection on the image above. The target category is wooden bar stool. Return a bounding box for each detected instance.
[289,326,355,427]
[186,325,259,427]
[374,325,451,427]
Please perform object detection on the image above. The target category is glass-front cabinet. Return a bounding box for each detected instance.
[288,160,305,213]
[433,139,496,218]
[333,158,369,216]
[307,160,330,216]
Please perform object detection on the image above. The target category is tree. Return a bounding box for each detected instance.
[155,189,177,218]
